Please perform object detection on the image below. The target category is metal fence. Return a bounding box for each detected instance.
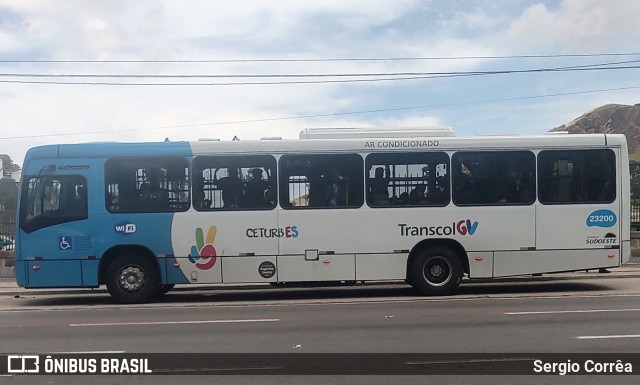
[632,204,640,231]
[631,162,640,230]
[0,224,15,251]
[0,179,18,251]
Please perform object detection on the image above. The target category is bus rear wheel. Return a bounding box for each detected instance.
[106,255,159,304]
[409,247,463,296]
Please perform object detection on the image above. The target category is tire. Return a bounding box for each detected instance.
[106,254,159,304]
[409,247,463,296]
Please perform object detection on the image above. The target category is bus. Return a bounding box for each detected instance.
[14,129,631,303]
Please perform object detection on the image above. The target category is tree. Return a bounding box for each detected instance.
[0,155,20,232]
[0,154,21,178]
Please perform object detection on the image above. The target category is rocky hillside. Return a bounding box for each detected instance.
[550,103,640,159]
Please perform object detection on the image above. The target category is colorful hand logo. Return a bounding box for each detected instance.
[188,226,218,270]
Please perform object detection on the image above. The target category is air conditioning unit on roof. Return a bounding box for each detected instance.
[298,126,454,139]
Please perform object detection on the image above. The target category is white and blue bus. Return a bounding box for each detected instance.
[15,129,631,303]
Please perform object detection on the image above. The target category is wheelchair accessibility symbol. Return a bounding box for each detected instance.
[59,236,73,250]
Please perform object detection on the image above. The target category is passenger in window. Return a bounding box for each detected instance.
[214,168,244,208]
[431,177,448,204]
[369,165,391,205]
[598,179,614,201]
[245,168,271,208]
[139,182,154,200]
[409,184,428,204]
[107,192,119,212]
[308,174,327,207]
[118,182,136,212]
[569,180,584,202]
[327,167,346,206]
[193,177,211,209]
[73,185,87,214]
[264,185,276,207]
[398,191,409,204]
[454,171,473,204]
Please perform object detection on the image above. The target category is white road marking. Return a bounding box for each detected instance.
[155,366,284,373]
[69,318,279,327]
[576,334,640,340]
[406,358,534,365]
[45,350,126,354]
[506,308,640,315]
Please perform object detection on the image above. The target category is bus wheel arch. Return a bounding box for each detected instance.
[99,245,161,304]
[406,239,468,295]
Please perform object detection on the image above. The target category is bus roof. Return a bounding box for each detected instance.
[23,133,626,159]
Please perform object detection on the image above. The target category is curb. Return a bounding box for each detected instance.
[465,273,640,284]
[1,272,639,297]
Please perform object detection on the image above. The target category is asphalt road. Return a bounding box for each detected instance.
[0,278,639,384]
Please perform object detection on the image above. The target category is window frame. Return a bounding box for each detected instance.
[365,151,451,208]
[537,149,616,205]
[191,154,278,212]
[452,150,536,207]
[279,153,364,210]
[19,174,88,233]
[104,156,191,213]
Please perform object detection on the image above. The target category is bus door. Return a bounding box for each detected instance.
[452,151,537,277]
[17,159,97,287]
[275,154,361,282]
[171,156,280,284]
[276,209,357,282]
[535,149,620,269]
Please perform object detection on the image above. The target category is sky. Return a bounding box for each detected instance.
[0,0,639,166]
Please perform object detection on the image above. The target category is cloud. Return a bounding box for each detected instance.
[0,0,637,165]
[506,0,640,52]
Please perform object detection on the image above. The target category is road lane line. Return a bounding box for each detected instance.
[506,308,640,315]
[576,335,640,340]
[46,350,126,354]
[69,318,279,327]
[155,366,284,373]
[406,358,534,365]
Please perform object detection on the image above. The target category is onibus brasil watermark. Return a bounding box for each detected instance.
[7,355,151,374]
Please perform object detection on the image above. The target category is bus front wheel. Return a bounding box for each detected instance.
[409,247,463,296]
[106,255,159,304]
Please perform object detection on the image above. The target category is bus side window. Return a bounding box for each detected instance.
[538,149,615,204]
[192,155,277,211]
[104,157,190,213]
[453,151,535,206]
[280,154,363,209]
[366,152,450,208]
[20,175,88,233]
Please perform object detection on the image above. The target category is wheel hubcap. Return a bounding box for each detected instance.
[118,266,145,293]
[422,256,452,287]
